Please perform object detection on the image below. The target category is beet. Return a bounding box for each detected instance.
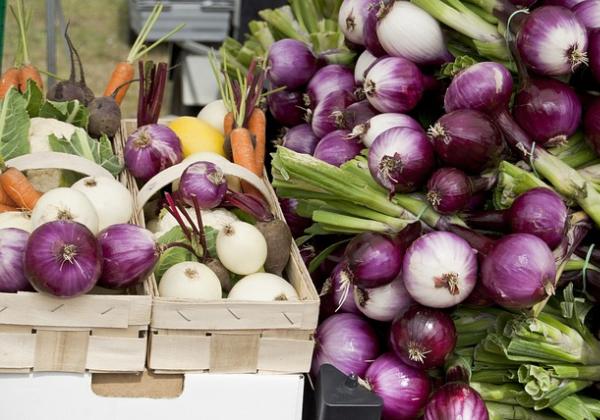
[88,96,121,138]
[256,219,293,276]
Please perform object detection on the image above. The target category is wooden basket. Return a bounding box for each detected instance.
[0,149,152,373]
[117,119,319,374]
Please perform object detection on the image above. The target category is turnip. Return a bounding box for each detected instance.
[158,261,222,299]
[31,188,99,234]
[216,221,267,275]
[228,273,299,301]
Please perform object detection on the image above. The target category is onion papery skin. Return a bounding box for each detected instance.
[508,188,568,249]
[267,39,318,90]
[97,224,159,289]
[24,221,101,297]
[424,383,489,420]
[426,168,472,215]
[313,130,362,167]
[307,65,356,107]
[0,228,30,292]
[574,0,600,29]
[360,113,423,147]
[516,6,589,76]
[311,312,380,377]
[267,90,305,128]
[124,124,183,182]
[513,77,581,147]
[429,109,504,174]
[311,91,357,138]
[481,233,557,309]
[403,232,478,308]
[179,161,227,209]
[390,305,457,370]
[365,353,431,420]
[376,1,452,65]
[363,57,424,113]
[368,127,435,194]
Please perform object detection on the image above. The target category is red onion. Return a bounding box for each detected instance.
[517,6,588,76]
[376,1,452,65]
[267,39,317,90]
[425,383,489,420]
[0,228,30,292]
[25,221,101,297]
[338,0,375,45]
[279,198,312,237]
[320,262,361,317]
[354,274,413,322]
[282,124,320,155]
[574,0,600,29]
[589,30,600,83]
[359,113,423,147]
[179,161,227,209]
[508,188,568,249]
[543,0,585,7]
[513,77,581,147]
[124,124,183,181]
[512,0,537,6]
[481,233,557,309]
[97,224,159,289]
[267,90,305,128]
[364,57,424,113]
[312,91,356,138]
[340,101,378,132]
[313,130,362,167]
[368,127,435,194]
[365,353,431,420]
[390,305,457,370]
[362,2,386,57]
[585,96,600,154]
[426,168,473,215]
[403,231,478,308]
[312,313,380,377]
[429,110,504,174]
[307,65,356,107]
[354,50,379,84]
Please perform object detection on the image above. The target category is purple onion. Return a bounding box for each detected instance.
[360,113,423,147]
[585,96,600,154]
[365,353,431,420]
[589,30,600,85]
[363,3,386,57]
[543,0,585,7]
[312,91,357,138]
[282,124,320,155]
[364,57,424,113]
[517,6,588,76]
[338,0,375,45]
[320,262,361,317]
[354,50,379,84]
[25,221,101,297]
[313,130,362,167]
[341,101,379,132]
[513,78,581,146]
[574,0,600,29]
[279,198,312,237]
[390,305,457,370]
[482,233,557,309]
[426,168,473,214]
[429,110,504,174]
[344,232,403,288]
[508,188,567,249]
[512,0,537,6]
[311,312,380,377]
[307,65,356,107]
[97,224,159,289]
[354,274,413,322]
[267,39,317,90]
[124,124,183,182]
[267,90,305,127]
[0,228,30,292]
[403,231,478,308]
[368,127,435,194]
[179,161,227,209]
[425,383,489,420]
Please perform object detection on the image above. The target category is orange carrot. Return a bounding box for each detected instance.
[230,128,262,195]
[0,68,19,99]
[248,108,266,176]
[18,63,43,92]
[0,167,42,211]
[0,183,16,207]
[104,61,135,105]
[0,203,18,213]
[224,112,235,137]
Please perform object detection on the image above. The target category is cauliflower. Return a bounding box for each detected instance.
[150,207,239,239]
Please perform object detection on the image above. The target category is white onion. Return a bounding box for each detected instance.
[31,188,99,234]
[353,275,414,322]
[338,0,372,45]
[377,1,451,65]
[159,261,222,299]
[72,177,133,231]
[354,49,378,85]
[0,211,33,232]
[228,273,299,301]
[216,221,267,275]
[197,99,228,134]
[361,113,424,147]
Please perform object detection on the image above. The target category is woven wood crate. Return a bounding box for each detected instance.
[117,119,319,374]
[0,148,152,373]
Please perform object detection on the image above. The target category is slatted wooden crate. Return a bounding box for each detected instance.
[0,149,152,373]
[117,119,319,374]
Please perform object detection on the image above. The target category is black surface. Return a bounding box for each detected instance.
[238,0,288,41]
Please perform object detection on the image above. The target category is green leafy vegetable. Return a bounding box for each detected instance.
[0,87,30,160]
[39,99,90,128]
[23,79,43,117]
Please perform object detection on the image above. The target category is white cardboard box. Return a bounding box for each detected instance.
[0,372,304,420]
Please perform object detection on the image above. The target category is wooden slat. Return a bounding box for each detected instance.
[86,336,146,372]
[257,337,315,373]
[148,334,211,371]
[33,330,89,372]
[0,333,35,368]
[209,333,260,373]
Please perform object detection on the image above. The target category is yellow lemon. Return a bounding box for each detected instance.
[169,116,225,157]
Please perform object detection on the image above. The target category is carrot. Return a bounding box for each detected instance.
[0,183,16,207]
[9,1,43,93]
[0,167,42,211]
[224,112,235,137]
[230,128,263,196]
[248,108,266,176]
[0,68,19,99]
[18,63,43,92]
[104,4,183,105]
[0,203,18,213]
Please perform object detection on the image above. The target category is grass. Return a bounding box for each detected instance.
[2,0,170,118]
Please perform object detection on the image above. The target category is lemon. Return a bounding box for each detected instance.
[169,116,225,157]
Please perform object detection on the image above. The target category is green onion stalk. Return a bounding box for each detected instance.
[486,401,559,420]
